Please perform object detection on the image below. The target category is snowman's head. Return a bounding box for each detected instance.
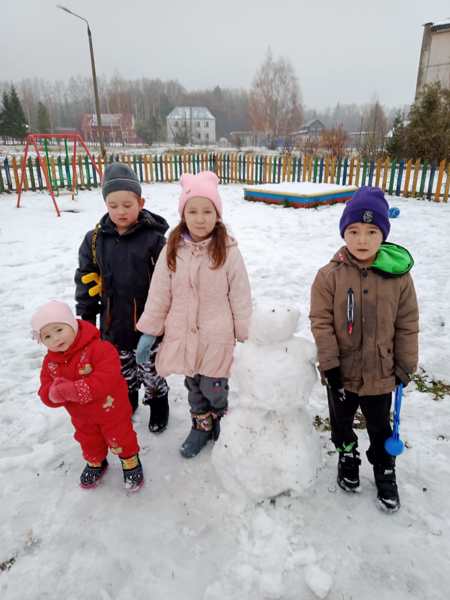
[248,302,300,345]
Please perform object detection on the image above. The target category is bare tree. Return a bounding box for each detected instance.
[360,100,388,159]
[249,48,303,149]
[320,126,349,158]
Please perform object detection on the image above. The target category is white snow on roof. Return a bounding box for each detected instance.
[91,114,122,127]
[431,18,450,28]
[167,106,215,120]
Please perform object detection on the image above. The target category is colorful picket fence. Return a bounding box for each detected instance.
[1,152,449,201]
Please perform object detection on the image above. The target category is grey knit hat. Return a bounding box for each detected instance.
[101,162,142,200]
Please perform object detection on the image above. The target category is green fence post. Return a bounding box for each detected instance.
[84,155,92,188]
[388,159,397,196]
[56,156,64,188]
[65,154,73,188]
[28,157,36,191]
[418,161,428,197]
[313,158,318,183]
[361,159,368,186]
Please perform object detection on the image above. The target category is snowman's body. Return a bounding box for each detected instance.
[212,303,322,502]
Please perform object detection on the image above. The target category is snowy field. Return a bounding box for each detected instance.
[1,184,450,599]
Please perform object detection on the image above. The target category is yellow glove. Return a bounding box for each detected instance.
[81,272,102,297]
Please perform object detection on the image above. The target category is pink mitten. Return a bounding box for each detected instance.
[48,377,67,404]
[50,378,80,404]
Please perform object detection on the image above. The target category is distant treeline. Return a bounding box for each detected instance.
[0,74,401,143]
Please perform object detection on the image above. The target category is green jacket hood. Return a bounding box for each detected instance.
[372,242,414,276]
[331,243,414,277]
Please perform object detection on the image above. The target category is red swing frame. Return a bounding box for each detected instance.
[16,133,101,217]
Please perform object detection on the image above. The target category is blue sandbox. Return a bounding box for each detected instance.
[243,182,357,208]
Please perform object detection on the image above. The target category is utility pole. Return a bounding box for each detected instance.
[57,5,106,158]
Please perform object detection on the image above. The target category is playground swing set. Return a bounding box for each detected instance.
[16,132,101,217]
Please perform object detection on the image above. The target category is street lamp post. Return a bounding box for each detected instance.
[57,5,106,158]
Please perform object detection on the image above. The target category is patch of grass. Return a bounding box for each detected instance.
[411,369,450,401]
[313,415,331,431]
[313,411,366,432]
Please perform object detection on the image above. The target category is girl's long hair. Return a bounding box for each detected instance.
[166,220,228,272]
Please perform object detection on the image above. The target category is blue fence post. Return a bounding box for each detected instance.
[396,160,405,197]
[427,161,436,200]
[318,158,324,183]
[4,157,13,191]
[0,159,5,193]
[368,160,375,187]
[35,158,44,190]
[138,155,144,182]
[342,158,348,185]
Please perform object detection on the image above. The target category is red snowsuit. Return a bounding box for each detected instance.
[38,320,139,464]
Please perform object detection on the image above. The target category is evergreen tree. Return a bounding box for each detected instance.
[0,86,28,141]
[0,91,12,140]
[404,83,450,161]
[9,86,28,139]
[37,101,51,133]
[135,115,163,145]
[386,111,406,159]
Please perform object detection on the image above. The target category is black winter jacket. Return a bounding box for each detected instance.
[75,209,169,350]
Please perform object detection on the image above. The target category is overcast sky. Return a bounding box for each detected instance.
[2,0,449,109]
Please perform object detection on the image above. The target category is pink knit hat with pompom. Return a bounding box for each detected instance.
[178,171,222,217]
[31,300,79,341]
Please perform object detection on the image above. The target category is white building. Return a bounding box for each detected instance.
[416,20,450,97]
[166,107,216,145]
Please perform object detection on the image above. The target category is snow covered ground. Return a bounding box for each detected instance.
[1,184,449,599]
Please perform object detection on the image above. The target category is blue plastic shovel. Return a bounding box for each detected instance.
[385,383,404,456]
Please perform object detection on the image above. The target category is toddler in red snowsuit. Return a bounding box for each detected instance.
[32,300,144,491]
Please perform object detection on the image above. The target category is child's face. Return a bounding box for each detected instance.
[184,197,218,242]
[105,191,144,234]
[344,222,383,264]
[40,323,76,352]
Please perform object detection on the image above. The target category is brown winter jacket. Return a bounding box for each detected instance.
[309,246,419,396]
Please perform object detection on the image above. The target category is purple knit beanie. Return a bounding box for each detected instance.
[339,186,390,241]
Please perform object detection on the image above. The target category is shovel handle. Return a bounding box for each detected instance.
[392,383,403,435]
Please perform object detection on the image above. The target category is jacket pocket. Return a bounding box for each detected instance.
[378,345,394,378]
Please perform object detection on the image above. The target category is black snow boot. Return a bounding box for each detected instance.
[129,390,139,414]
[211,410,226,441]
[121,455,144,492]
[80,459,108,489]
[374,464,400,512]
[337,445,361,492]
[179,412,213,459]
[146,393,169,434]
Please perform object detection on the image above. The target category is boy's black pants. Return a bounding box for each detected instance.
[327,388,393,467]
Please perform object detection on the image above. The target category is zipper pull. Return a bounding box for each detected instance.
[346,288,354,335]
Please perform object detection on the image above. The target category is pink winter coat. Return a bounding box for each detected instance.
[137,236,252,378]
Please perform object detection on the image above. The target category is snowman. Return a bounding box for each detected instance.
[211,302,322,503]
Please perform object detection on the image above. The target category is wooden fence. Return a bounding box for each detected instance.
[1,152,449,201]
